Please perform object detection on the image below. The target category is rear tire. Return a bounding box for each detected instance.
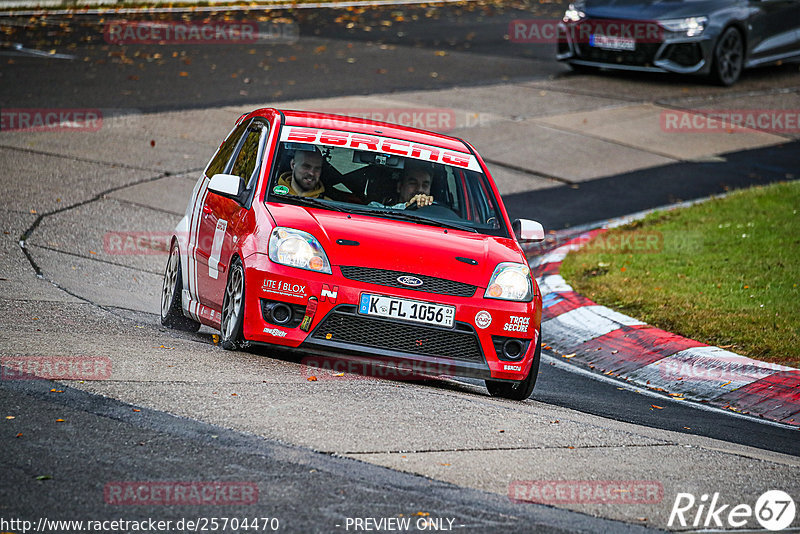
[220,256,246,350]
[711,26,744,86]
[486,332,541,401]
[160,242,201,333]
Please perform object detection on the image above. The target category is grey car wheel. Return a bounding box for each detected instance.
[220,256,245,350]
[160,242,201,332]
[712,27,744,86]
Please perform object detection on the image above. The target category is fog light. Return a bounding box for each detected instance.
[271,303,292,325]
[503,339,524,360]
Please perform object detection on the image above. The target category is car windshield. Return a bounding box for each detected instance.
[265,129,508,237]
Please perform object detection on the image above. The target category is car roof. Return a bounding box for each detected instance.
[254,108,472,154]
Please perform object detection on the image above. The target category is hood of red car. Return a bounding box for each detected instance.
[266,203,527,288]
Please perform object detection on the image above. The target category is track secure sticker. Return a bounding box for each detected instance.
[475,310,492,329]
[503,315,529,333]
[273,185,289,195]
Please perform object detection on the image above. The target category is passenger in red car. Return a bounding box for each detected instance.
[278,149,326,197]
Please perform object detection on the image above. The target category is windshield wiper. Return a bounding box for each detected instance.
[282,195,348,213]
[348,207,479,233]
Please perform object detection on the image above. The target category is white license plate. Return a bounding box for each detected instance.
[590,34,635,51]
[358,293,455,328]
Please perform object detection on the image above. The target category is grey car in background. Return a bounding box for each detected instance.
[556,0,800,85]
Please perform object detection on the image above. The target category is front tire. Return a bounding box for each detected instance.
[711,27,744,86]
[486,332,542,401]
[160,242,201,332]
[220,256,246,350]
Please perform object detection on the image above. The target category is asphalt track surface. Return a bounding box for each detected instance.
[1,1,799,532]
[1,376,649,534]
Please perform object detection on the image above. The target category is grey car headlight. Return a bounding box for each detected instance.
[659,17,708,37]
[485,263,533,302]
[268,227,332,274]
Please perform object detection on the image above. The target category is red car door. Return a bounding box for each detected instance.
[194,119,269,316]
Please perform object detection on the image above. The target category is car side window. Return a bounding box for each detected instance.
[230,125,264,189]
[205,121,249,178]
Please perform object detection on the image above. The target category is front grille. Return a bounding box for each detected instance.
[576,41,661,66]
[339,266,476,297]
[572,19,662,66]
[310,306,484,363]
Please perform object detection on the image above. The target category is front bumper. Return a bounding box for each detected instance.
[241,254,541,381]
[556,20,714,75]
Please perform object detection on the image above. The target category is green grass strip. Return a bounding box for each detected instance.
[560,180,800,367]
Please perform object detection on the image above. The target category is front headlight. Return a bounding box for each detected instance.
[563,2,586,23]
[485,263,532,302]
[659,16,707,37]
[268,227,331,274]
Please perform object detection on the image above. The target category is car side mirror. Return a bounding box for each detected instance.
[512,219,545,242]
[208,173,245,199]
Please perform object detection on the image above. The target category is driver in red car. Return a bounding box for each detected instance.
[372,164,435,209]
[278,149,326,198]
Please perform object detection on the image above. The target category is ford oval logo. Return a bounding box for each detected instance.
[397,275,423,287]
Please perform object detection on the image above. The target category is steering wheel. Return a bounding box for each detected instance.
[406,201,461,220]
[405,200,442,211]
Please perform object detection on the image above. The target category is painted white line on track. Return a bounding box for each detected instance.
[0,0,475,18]
[542,351,799,431]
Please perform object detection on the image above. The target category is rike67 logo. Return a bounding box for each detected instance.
[669,490,796,531]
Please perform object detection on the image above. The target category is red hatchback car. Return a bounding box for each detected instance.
[161,109,545,400]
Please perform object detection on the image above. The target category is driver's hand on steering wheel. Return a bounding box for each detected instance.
[405,194,434,208]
